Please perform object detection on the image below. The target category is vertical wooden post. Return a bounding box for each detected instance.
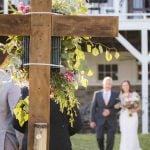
[28,0,51,149]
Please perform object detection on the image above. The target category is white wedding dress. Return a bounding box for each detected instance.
[119,92,141,150]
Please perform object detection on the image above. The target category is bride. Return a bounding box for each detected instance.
[119,80,141,150]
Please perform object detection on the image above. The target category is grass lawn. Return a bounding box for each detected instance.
[71,133,150,150]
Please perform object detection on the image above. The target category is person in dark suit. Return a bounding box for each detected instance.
[13,86,82,150]
[90,77,120,150]
[50,99,81,150]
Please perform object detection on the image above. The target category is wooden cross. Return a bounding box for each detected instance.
[0,0,118,149]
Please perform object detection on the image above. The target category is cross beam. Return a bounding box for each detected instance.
[0,15,118,37]
[0,0,118,149]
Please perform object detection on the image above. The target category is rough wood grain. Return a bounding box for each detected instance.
[28,0,51,149]
[28,27,50,150]
[52,15,118,37]
[28,19,51,150]
[31,0,51,12]
[0,14,30,35]
[0,14,118,37]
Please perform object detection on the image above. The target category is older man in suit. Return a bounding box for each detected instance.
[90,77,120,150]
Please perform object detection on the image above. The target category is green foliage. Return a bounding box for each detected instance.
[99,45,103,53]
[105,50,113,61]
[14,96,29,127]
[85,39,120,62]
[61,36,95,88]
[0,36,23,56]
[92,47,99,56]
[87,44,92,52]
[52,0,88,15]
[51,71,80,126]
[115,51,120,59]
[0,36,23,70]
[105,49,120,61]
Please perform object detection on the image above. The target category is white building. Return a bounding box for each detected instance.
[84,0,150,133]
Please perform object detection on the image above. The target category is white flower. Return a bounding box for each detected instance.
[129,92,140,102]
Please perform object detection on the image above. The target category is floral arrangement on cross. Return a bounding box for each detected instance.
[0,0,120,127]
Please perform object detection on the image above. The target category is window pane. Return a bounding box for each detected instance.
[98,65,104,72]
[98,64,118,80]
[133,0,143,9]
[138,65,141,80]
[105,73,111,77]
[99,73,104,80]
[112,65,118,72]
[105,65,111,72]
[89,0,108,3]
[112,73,118,80]
[138,65,141,70]
[138,74,141,80]
[0,1,3,9]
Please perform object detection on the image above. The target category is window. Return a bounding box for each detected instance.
[133,0,143,9]
[23,0,30,5]
[88,0,108,3]
[145,0,150,12]
[138,64,150,80]
[0,1,3,10]
[98,64,118,80]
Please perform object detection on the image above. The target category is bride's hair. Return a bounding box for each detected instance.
[121,80,133,93]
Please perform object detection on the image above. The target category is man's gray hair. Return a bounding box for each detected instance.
[102,76,113,85]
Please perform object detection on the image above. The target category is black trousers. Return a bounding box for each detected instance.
[97,121,116,150]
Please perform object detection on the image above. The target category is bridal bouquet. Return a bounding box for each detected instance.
[123,92,140,116]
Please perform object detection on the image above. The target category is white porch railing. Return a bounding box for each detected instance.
[86,11,150,20]
[118,13,150,20]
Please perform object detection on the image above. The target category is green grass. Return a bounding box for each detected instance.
[71,134,150,150]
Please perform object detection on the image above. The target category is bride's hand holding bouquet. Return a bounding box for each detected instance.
[122,92,141,116]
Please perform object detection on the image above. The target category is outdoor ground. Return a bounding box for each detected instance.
[71,134,150,150]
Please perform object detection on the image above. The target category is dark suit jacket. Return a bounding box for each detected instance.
[90,90,120,137]
[50,99,82,150]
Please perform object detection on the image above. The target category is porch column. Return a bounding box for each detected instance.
[141,29,149,134]
[4,0,8,14]
[120,0,128,19]
[113,0,120,13]
[116,32,149,133]
[121,0,128,13]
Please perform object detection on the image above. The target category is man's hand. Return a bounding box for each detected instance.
[18,145,22,150]
[102,109,110,117]
[90,122,96,128]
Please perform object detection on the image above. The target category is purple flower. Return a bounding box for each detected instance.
[64,71,74,83]
[18,2,31,14]
[18,2,25,13]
